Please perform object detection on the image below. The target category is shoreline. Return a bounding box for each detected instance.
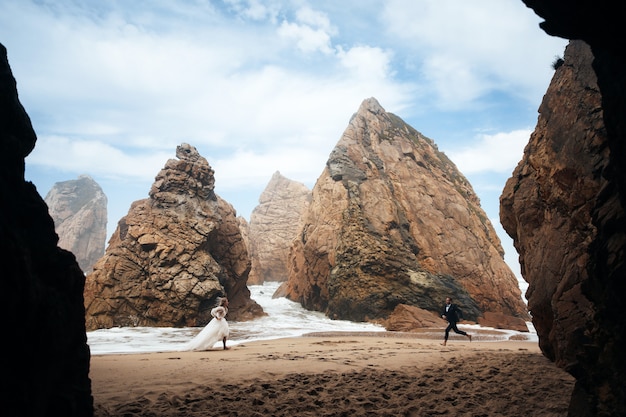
[88,326,536,356]
[90,332,572,417]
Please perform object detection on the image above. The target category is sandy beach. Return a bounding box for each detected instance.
[90,331,574,417]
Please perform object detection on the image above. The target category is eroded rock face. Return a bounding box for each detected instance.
[45,174,107,274]
[84,144,263,330]
[248,171,311,284]
[0,43,93,416]
[281,98,528,326]
[237,215,250,254]
[501,40,604,365]
[504,1,626,414]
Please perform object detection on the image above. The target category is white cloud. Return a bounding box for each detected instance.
[224,0,278,22]
[338,45,394,82]
[27,136,171,181]
[421,54,489,109]
[382,0,567,108]
[212,144,329,191]
[3,0,562,285]
[277,5,336,54]
[448,130,530,174]
[278,20,334,54]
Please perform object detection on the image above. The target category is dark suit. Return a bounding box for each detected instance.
[442,303,467,341]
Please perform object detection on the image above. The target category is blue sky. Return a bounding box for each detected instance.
[0,0,567,291]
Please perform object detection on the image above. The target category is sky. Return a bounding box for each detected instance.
[0,0,567,293]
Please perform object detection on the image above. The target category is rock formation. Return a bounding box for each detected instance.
[45,174,107,274]
[502,1,626,414]
[501,40,605,367]
[84,143,263,330]
[248,171,311,284]
[0,43,93,416]
[237,215,250,253]
[280,98,528,328]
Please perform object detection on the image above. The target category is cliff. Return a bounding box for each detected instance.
[45,174,107,274]
[280,98,528,327]
[501,40,604,366]
[0,43,93,416]
[502,0,626,414]
[248,171,311,284]
[84,143,263,330]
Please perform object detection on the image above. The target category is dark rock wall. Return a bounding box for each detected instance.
[504,2,626,415]
[0,43,93,416]
[501,39,608,410]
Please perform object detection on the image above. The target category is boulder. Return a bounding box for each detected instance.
[477,312,529,333]
[84,143,263,330]
[383,304,443,332]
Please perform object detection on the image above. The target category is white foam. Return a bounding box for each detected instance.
[87,282,536,355]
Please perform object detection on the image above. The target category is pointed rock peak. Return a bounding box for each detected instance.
[349,97,386,124]
[270,170,285,181]
[176,142,203,162]
[149,143,215,203]
[258,171,310,205]
[357,97,385,115]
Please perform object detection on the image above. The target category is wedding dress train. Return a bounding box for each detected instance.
[185,305,229,351]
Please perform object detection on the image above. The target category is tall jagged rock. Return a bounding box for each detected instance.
[0,43,93,416]
[84,143,263,330]
[248,171,311,284]
[501,40,604,370]
[280,98,528,326]
[45,174,107,274]
[503,1,626,413]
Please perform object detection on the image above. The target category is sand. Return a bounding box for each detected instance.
[90,331,575,417]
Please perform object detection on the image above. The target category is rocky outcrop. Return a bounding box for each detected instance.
[383,304,443,332]
[502,1,626,414]
[45,174,107,274]
[0,43,93,416]
[84,144,263,330]
[280,98,528,327]
[501,40,605,366]
[248,171,311,284]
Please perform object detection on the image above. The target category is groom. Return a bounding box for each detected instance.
[441,297,471,346]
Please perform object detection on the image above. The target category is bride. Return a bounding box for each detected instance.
[186,297,230,351]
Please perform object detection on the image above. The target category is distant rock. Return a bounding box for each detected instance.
[280,98,528,328]
[248,171,311,284]
[45,174,107,274]
[0,43,92,415]
[84,143,263,330]
[237,215,250,253]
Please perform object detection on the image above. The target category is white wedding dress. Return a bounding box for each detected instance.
[185,306,229,351]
